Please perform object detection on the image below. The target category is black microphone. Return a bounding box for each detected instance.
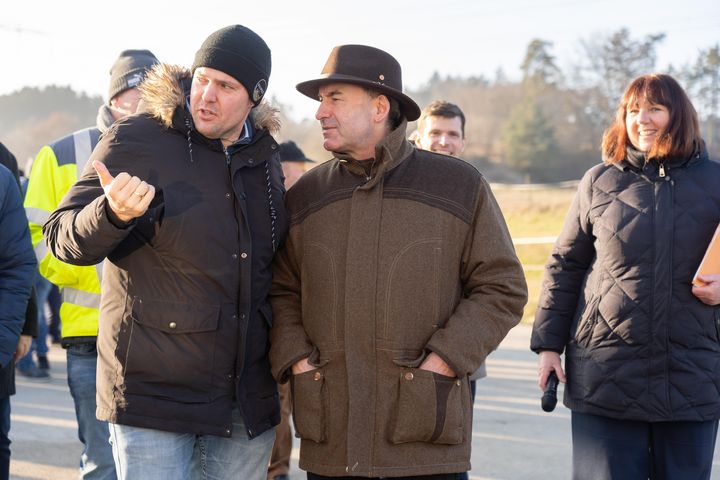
[541,371,559,412]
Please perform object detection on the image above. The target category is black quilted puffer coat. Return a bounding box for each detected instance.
[532,145,720,421]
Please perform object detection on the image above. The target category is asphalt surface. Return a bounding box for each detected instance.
[9,325,720,479]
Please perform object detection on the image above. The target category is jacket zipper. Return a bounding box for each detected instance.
[664,174,674,413]
[365,158,377,182]
[223,146,249,420]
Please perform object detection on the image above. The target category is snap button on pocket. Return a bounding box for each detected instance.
[169,322,177,329]
[404,372,414,381]
[313,371,322,381]
[456,380,461,386]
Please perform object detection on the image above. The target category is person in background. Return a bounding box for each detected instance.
[267,140,314,480]
[46,284,62,344]
[413,100,467,157]
[0,147,37,478]
[270,44,527,480]
[279,141,314,190]
[1,145,39,362]
[14,264,52,379]
[413,100,484,480]
[24,49,159,478]
[532,73,720,479]
[43,25,287,479]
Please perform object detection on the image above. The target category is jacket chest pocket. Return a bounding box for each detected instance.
[382,239,443,345]
[122,298,221,403]
[154,187,232,265]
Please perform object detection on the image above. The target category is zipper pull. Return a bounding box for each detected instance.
[659,163,666,178]
[223,147,231,166]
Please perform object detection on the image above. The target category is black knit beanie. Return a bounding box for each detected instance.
[108,49,159,103]
[192,25,271,106]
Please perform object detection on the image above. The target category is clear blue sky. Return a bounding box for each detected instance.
[2,0,718,121]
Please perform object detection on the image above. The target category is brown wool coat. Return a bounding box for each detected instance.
[269,121,527,477]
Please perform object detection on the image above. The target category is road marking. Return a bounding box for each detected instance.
[13,401,75,414]
[473,431,567,447]
[474,403,570,419]
[12,414,77,429]
[513,236,557,245]
[10,460,78,479]
[15,381,69,392]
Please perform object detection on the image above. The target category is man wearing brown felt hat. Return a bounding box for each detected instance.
[269,45,527,479]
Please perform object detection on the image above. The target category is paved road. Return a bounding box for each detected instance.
[9,325,720,479]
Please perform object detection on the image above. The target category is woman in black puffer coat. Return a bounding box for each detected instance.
[532,74,720,480]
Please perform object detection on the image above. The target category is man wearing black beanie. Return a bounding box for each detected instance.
[43,25,287,480]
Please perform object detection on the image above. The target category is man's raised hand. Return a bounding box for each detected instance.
[93,160,155,223]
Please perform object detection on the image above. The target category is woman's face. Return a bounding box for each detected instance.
[625,98,670,152]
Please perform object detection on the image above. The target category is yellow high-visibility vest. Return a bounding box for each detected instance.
[25,128,102,339]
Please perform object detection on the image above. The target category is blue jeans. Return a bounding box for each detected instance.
[67,343,116,479]
[17,275,51,369]
[0,397,10,480]
[108,408,274,480]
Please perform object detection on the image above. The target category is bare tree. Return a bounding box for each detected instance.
[574,28,666,126]
[683,45,720,156]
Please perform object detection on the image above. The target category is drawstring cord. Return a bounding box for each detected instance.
[265,159,277,253]
[185,113,276,253]
[184,117,194,163]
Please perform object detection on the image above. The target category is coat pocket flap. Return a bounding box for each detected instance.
[291,367,327,443]
[391,368,464,445]
[131,297,220,334]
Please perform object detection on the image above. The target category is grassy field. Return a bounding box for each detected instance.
[491,183,577,324]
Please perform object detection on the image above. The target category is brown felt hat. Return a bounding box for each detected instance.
[296,44,420,121]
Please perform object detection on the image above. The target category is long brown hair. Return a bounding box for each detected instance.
[601,74,701,163]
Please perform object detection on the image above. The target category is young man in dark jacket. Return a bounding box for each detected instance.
[0,161,37,478]
[43,25,287,479]
[269,45,527,479]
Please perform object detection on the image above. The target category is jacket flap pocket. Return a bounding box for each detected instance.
[391,368,464,445]
[131,297,220,334]
[391,349,425,368]
[291,368,327,443]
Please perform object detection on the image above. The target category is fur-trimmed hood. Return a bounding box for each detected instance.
[138,63,280,137]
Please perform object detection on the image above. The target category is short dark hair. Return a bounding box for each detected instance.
[601,74,701,163]
[417,100,466,138]
[364,88,403,131]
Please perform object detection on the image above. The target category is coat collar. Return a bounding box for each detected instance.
[137,63,281,142]
[334,119,414,183]
[614,141,708,175]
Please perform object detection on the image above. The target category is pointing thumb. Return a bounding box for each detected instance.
[93,160,114,188]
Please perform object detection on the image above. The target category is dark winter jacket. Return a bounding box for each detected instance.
[532,146,720,422]
[43,65,288,437]
[1,142,39,342]
[0,164,37,398]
